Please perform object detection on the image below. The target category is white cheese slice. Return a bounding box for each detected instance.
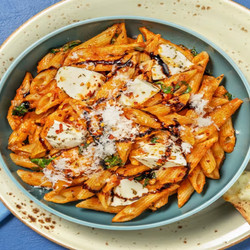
[133,140,187,169]
[158,44,193,75]
[111,179,148,206]
[133,142,166,169]
[46,120,87,149]
[151,61,166,80]
[165,143,187,167]
[119,78,160,106]
[55,66,105,100]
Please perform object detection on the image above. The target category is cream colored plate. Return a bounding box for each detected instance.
[0,0,249,249]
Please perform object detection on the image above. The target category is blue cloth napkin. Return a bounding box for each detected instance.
[0,202,10,222]
[0,0,249,249]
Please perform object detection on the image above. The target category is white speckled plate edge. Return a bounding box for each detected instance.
[0,0,249,249]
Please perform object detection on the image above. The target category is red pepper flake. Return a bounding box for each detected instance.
[108,134,114,140]
[56,123,64,134]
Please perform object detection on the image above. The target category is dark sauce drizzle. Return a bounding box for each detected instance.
[150,53,170,77]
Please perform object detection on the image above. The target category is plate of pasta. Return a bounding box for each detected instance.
[0,17,249,230]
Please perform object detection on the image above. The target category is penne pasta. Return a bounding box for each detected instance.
[8,23,242,222]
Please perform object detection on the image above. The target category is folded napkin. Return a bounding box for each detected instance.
[0,201,11,222]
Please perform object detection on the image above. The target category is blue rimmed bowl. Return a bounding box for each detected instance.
[0,16,249,230]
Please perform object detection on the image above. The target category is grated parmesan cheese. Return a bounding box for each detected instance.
[181,142,193,154]
[196,116,213,127]
[80,103,139,172]
[189,93,208,116]
[42,168,71,187]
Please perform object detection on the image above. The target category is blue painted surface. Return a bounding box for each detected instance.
[0,0,249,249]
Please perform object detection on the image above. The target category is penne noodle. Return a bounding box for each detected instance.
[7,23,243,222]
[200,149,217,174]
[188,165,206,193]
[77,197,125,213]
[112,184,179,222]
[219,117,236,153]
[177,179,194,207]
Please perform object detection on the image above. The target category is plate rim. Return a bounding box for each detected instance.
[0,0,250,248]
[0,15,250,231]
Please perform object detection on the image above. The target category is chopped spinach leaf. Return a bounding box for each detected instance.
[103,155,123,169]
[205,68,213,76]
[155,81,173,94]
[62,40,81,51]
[183,85,192,94]
[30,157,55,169]
[110,33,119,44]
[78,141,91,154]
[12,101,30,116]
[150,137,159,143]
[50,40,81,54]
[134,46,144,52]
[143,178,150,187]
[224,92,232,101]
[174,84,181,91]
[134,171,156,187]
[190,47,198,56]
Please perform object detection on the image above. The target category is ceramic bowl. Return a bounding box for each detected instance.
[0,16,249,230]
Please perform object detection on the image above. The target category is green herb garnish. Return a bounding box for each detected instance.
[150,137,159,143]
[12,102,30,116]
[62,40,81,51]
[155,81,173,94]
[50,40,81,54]
[111,33,119,44]
[103,155,123,169]
[174,84,181,91]
[183,85,192,94]
[205,68,213,76]
[190,47,198,57]
[78,142,91,154]
[224,92,232,101]
[134,171,156,187]
[134,46,144,52]
[143,178,150,187]
[30,157,55,169]
[50,48,60,54]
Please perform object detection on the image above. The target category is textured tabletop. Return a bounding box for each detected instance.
[0,0,249,249]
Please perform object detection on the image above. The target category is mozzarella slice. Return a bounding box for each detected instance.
[151,61,166,80]
[158,44,193,75]
[46,120,87,149]
[111,179,148,206]
[133,142,166,169]
[119,78,160,106]
[55,66,105,100]
[133,140,187,169]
